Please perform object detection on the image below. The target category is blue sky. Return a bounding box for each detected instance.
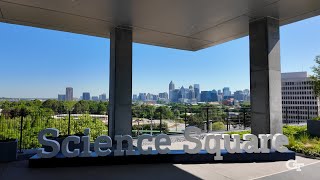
[0,16,320,98]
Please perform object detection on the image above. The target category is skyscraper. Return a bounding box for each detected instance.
[200,90,218,102]
[132,94,138,101]
[65,87,73,101]
[211,89,218,102]
[194,84,200,101]
[188,85,195,99]
[201,91,211,102]
[99,93,107,101]
[223,87,231,98]
[159,92,168,99]
[243,89,250,101]
[234,90,244,101]
[83,92,91,100]
[171,89,179,103]
[138,93,147,101]
[169,81,175,102]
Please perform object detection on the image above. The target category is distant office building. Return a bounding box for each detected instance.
[138,93,147,101]
[194,84,200,101]
[234,90,244,101]
[243,89,250,101]
[159,92,168,99]
[58,94,66,101]
[169,81,175,102]
[201,91,211,102]
[218,94,223,102]
[171,89,180,103]
[188,85,196,100]
[82,92,91,100]
[211,90,218,102]
[99,93,107,101]
[200,90,218,102]
[282,72,320,123]
[223,87,231,98]
[217,89,223,102]
[132,94,138,101]
[179,86,186,99]
[65,87,73,101]
[92,96,99,101]
[152,95,159,101]
[168,81,200,103]
[146,93,152,100]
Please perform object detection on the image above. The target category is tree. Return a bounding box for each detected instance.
[311,55,320,98]
[97,102,107,115]
[73,100,89,114]
[155,106,173,119]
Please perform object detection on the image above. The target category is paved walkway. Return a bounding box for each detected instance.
[2,133,319,180]
[0,156,319,180]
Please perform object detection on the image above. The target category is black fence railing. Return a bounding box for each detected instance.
[0,113,108,151]
[0,106,253,151]
[131,107,251,137]
[282,106,318,124]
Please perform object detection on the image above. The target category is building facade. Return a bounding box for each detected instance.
[159,92,168,100]
[58,94,66,101]
[99,93,107,101]
[138,93,147,101]
[92,96,99,101]
[82,92,91,100]
[234,90,244,101]
[132,94,138,101]
[169,81,175,102]
[223,87,231,99]
[200,90,218,102]
[168,81,199,103]
[194,84,200,102]
[243,89,250,102]
[281,72,320,123]
[65,87,73,101]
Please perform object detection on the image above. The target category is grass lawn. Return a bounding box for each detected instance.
[227,125,320,158]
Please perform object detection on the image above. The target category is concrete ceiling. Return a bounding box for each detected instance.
[0,0,319,51]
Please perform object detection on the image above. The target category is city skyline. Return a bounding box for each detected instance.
[133,80,250,104]
[0,16,320,98]
[2,81,247,100]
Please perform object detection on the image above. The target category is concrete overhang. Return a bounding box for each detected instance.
[0,0,319,51]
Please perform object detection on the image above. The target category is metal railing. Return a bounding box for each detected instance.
[131,106,251,137]
[0,113,108,152]
[282,106,318,124]
[0,106,253,151]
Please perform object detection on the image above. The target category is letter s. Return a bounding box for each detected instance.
[37,128,60,158]
[183,126,202,154]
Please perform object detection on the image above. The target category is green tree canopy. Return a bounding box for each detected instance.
[310,55,320,97]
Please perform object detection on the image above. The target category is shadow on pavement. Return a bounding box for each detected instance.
[0,160,201,180]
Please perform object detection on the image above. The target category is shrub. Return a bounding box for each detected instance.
[227,126,320,158]
[283,125,320,158]
[211,122,225,131]
[312,116,320,121]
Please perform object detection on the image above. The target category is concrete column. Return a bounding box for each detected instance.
[108,26,132,140]
[249,17,282,135]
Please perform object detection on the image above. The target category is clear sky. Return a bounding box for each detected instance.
[0,16,320,98]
